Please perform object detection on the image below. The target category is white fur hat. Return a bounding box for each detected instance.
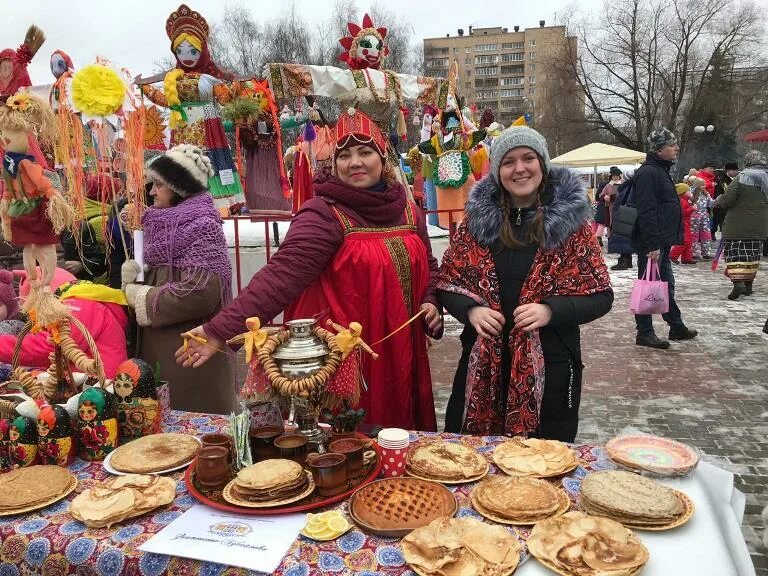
[146,144,215,197]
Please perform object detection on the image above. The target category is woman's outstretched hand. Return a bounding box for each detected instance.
[175,325,222,368]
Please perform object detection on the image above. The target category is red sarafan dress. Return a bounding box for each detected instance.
[286,201,436,431]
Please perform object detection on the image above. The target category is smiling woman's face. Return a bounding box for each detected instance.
[335,144,384,188]
[499,146,543,207]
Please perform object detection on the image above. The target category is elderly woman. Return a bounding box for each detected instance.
[122,144,234,414]
[437,127,613,442]
[178,109,442,431]
[716,150,768,300]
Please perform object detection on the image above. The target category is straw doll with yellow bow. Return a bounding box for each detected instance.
[0,93,75,326]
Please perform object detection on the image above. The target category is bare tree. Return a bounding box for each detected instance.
[208,7,264,75]
[369,3,418,74]
[556,0,765,152]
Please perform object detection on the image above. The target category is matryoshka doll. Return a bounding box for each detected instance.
[77,387,119,461]
[113,358,159,441]
[0,418,11,471]
[37,404,75,466]
[9,416,38,468]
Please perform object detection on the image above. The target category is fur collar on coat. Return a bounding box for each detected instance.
[464,167,592,251]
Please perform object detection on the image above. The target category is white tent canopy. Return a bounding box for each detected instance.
[550,143,646,168]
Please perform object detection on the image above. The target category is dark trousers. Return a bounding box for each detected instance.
[634,248,684,335]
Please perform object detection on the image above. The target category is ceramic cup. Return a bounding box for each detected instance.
[307,453,348,497]
[274,433,309,465]
[200,433,234,463]
[195,446,231,490]
[249,425,283,462]
[329,438,370,476]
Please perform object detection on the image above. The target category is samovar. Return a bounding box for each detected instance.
[272,319,329,452]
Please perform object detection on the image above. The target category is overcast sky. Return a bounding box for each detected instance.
[1,0,599,86]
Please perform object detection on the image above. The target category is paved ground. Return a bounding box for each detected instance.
[428,250,768,573]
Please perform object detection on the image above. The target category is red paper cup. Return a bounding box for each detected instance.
[380,446,407,478]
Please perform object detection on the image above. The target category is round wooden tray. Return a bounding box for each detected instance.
[184,432,383,516]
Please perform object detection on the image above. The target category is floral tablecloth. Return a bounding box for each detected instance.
[0,411,615,576]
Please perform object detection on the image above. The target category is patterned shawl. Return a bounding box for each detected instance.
[437,170,611,436]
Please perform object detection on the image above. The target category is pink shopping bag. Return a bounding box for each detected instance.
[630,260,669,315]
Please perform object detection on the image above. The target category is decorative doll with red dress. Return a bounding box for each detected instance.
[9,415,37,467]
[77,386,119,461]
[0,93,75,326]
[37,403,75,466]
[0,418,11,470]
[113,358,159,441]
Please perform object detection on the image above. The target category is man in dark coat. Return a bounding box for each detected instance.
[632,128,698,349]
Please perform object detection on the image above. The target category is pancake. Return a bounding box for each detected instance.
[0,466,75,510]
[406,440,487,481]
[110,433,200,473]
[235,459,304,490]
[580,471,684,522]
[475,476,560,518]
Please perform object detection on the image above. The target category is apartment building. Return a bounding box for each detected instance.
[422,22,580,128]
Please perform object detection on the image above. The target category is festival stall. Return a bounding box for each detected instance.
[0,313,757,575]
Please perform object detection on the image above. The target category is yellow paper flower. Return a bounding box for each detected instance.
[6,94,31,111]
[71,64,126,118]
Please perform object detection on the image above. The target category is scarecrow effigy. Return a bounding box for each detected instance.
[417,63,485,227]
[137,4,244,208]
[266,13,450,188]
[0,25,50,170]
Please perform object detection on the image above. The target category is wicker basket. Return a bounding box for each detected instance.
[8,317,107,405]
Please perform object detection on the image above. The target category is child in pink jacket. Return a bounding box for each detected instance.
[0,268,128,378]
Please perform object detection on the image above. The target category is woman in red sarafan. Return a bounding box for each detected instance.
[437,127,613,442]
[178,109,442,431]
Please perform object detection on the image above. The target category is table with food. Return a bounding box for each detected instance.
[0,318,755,576]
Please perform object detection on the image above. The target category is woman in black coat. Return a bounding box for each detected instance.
[437,127,613,443]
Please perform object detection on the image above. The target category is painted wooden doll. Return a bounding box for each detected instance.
[37,404,75,466]
[77,387,119,461]
[8,415,37,467]
[113,358,159,441]
[0,418,11,471]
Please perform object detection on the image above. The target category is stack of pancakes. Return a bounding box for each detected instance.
[403,517,522,576]
[471,475,569,524]
[527,511,649,576]
[493,437,578,477]
[580,470,688,529]
[0,466,76,515]
[406,440,487,482]
[110,433,200,473]
[227,459,312,505]
[70,475,177,528]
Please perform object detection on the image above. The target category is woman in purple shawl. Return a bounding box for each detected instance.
[121,144,235,414]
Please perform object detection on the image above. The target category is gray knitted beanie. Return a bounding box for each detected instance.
[490,126,550,183]
[646,127,677,152]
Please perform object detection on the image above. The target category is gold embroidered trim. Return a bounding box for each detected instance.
[384,236,413,313]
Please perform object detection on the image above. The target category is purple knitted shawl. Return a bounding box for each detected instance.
[143,192,232,311]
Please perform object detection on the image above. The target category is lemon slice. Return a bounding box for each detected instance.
[306,527,336,540]
[328,516,349,533]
